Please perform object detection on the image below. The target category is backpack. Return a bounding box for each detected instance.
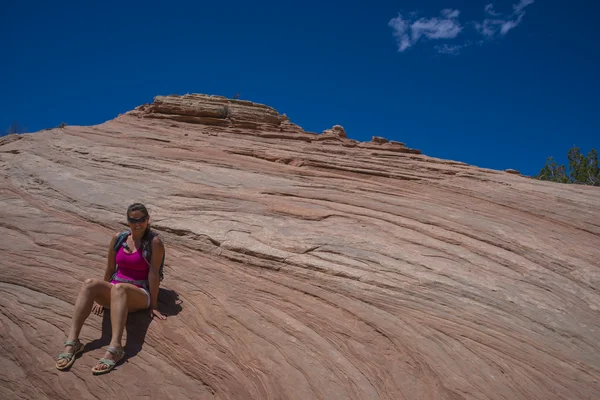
[113,230,165,281]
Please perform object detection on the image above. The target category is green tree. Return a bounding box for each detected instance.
[535,146,600,186]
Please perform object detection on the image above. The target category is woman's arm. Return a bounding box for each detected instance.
[103,233,119,282]
[92,233,119,315]
[148,235,165,310]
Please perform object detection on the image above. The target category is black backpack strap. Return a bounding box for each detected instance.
[142,231,165,282]
[141,231,153,263]
[114,230,130,253]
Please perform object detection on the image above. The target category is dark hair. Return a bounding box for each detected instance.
[127,202,149,218]
[127,202,152,249]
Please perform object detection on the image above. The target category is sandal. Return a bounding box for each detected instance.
[56,339,84,370]
[91,346,125,375]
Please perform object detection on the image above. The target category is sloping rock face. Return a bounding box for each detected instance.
[1,94,599,400]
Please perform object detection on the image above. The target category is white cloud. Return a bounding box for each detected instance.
[389,1,536,55]
[476,0,535,38]
[388,9,462,52]
[441,9,460,19]
[388,15,412,51]
[514,0,535,14]
[484,4,501,17]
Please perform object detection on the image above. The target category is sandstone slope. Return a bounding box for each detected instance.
[1,94,599,400]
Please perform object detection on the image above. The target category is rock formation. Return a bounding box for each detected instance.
[1,93,599,400]
[321,124,347,138]
[128,93,305,133]
[371,135,388,144]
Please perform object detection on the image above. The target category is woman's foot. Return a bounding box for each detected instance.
[91,345,125,375]
[56,339,84,370]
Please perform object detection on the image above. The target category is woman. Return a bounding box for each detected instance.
[55,203,167,374]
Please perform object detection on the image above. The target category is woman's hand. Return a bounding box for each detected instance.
[150,308,167,320]
[92,302,104,315]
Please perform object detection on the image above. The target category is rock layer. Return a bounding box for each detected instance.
[1,94,599,400]
[128,93,305,133]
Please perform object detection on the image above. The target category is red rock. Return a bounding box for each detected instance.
[372,135,388,144]
[0,94,599,400]
[320,124,347,138]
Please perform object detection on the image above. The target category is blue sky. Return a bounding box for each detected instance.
[1,0,598,177]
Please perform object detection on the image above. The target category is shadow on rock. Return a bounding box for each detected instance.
[84,287,183,362]
[157,287,184,317]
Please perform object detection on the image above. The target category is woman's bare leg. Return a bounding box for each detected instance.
[56,278,112,368]
[92,283,149,372]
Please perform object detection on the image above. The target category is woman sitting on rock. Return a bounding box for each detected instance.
[55,203,167,374]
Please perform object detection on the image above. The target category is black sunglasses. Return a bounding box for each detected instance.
[127,215,148,224]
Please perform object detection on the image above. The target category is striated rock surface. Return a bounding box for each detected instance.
[128,93,305,133]
[1,93,599,400]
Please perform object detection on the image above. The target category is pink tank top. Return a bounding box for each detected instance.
[113,246,150,283]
